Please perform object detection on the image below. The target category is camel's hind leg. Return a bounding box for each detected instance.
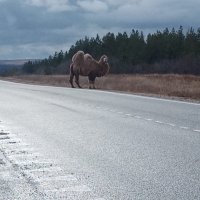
[69,63,75,88]
[69,74,75,88]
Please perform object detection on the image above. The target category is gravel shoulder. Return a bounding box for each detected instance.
[0,150,42,200]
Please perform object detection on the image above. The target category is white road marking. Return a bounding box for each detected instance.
[165,123,176,127]
[134,116,141,119]
[155,121,164,124]
[25,168,65,181]
[0,140,21,145]
[0,171,23,181]
[125,113,132,116]
[4,146,36,152]
[0,133,16,137]
[36,175,78,182]
[13,159,53,166]
[92,199,106,200]
[180,126,189,130]
[0,137,10,141]
[4,150,36,157]
[82,105,196,136]
[45,185,91,193]
[24,166,63,173]
[0,134,10,137]
[8,153,41,160]
[0,133,9,137]
[193,129,200,133]
[100,108,197,134]
[144,118,153,121]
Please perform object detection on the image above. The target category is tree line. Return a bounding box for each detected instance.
[22,26,200,75]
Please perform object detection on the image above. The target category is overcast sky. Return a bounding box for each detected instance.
[0,0,199,60]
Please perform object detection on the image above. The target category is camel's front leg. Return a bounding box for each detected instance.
[88,74,96,89]
[75,74,82,88]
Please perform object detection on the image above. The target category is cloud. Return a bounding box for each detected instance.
[105,0,141,7]
[0,0,200,59]
[25,0,76,12]
[77,0,108,12]
[81,0,200,29]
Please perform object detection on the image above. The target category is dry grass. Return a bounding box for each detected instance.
[1,74,200,101]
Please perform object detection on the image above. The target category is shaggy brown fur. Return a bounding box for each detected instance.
[69,51,110,89]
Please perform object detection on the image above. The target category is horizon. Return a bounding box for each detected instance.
[0,59,40,66]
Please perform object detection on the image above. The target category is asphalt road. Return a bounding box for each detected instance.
[0,80,200,200]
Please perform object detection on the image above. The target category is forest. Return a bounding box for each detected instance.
[22,26,200,75]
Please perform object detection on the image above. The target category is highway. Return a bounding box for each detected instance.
[0,80,200,200]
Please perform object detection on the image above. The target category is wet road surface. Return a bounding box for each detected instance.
[0,80,200,199]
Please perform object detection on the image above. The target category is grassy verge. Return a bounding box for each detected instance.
[1,74,200,101]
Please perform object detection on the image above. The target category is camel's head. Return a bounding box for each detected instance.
[101,55,109,65]
[99,55,110,76]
